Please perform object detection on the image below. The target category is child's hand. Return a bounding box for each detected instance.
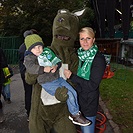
[51,65,58,73]
[44,66,51,73]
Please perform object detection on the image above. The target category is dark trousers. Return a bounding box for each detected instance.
[20,73,32,117]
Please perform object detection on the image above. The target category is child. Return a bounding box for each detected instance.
[1,55,12,104]
[24,34,92,126]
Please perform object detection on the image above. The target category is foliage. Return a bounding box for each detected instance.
[100,69,133,133]
[0,0,94,37]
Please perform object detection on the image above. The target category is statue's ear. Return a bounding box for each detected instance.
[72,7,89,20]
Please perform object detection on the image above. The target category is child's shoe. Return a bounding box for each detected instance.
[6,98,11,104]
[69,111,92,126]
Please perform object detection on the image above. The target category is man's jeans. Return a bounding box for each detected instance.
[81,116,96,133]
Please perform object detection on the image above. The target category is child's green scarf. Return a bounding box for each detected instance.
[38,47,61,67]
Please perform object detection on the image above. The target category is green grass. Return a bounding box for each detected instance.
[100,68,133,133]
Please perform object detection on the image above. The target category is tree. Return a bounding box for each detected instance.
[0,0,94,37]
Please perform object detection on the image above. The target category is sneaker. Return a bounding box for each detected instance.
[0,109,5,123]
[27,117,29,122]
[0,115,5,123]
[26,114,29,122]
[69,112,92,126]
[6,98,11,104]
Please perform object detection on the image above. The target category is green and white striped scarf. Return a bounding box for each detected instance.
[77,44,98,80]
[38,47,61,67]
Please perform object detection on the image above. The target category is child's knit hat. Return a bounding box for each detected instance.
[25,34,44,51]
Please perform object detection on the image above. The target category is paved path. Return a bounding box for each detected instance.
[0,73,116,133]
[0,73,29,133]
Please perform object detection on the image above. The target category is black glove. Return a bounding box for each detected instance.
[55,86,68,102]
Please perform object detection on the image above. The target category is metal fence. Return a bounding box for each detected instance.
[0,36,23,64]
[3,49,19,64]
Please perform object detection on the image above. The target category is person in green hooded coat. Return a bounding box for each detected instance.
[25,8,88,133]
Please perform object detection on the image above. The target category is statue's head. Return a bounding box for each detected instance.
[52,8,88,47]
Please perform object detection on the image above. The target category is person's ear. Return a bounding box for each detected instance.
[93,38,95,43]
